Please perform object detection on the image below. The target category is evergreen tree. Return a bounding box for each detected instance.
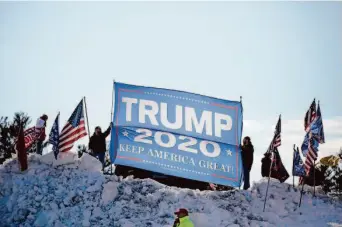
[0,117,14,163]
[10,112,31,137]
[320,148,342,195]
[0,112,31,164]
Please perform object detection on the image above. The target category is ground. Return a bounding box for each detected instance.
[0,153,341,227]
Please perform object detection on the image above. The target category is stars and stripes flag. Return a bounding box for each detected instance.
[299,99,321,184]
[266,115,281,154]
[59,100,87,153]
[304,99,316,132]
[264,115,288,182]
[304,134,319,175]
[48,113,60,159]
[23,126,44,150]
[302,101,324,176]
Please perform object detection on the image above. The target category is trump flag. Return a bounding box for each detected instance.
[109,82,243,187]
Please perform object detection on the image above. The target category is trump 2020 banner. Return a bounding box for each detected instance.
[109,82,243,187]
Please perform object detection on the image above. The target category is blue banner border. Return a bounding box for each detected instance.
[110,82,243,185]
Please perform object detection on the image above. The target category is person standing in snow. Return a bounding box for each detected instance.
[88,123,112,171]
[35,114,48,155]
[241,136,254,190]
[173,208,194,227]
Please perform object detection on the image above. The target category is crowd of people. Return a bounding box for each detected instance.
[32,114,255,226]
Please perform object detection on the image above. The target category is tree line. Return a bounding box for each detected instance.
[0,112,341,194]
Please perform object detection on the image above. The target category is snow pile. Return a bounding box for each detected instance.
[0,153,342,227]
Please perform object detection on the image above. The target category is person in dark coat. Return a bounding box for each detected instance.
[241,136,254,190]
[88,123,112,171]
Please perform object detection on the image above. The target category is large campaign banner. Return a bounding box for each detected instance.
[109,82,243,187]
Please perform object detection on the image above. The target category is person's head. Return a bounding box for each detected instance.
[243,136,251,145]
[95,126,101,135]
[174,208,189,219]
[41,114,48,121]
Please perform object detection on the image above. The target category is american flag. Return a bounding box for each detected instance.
[301,101,324,181]
[23,127,44,150]
[304,99,316,132]
[306,139,318,172]
[59,100,87,153]
[300,135,319,184]
[48,113,60,159]
[300,136,318,178]
[267,115,281,153]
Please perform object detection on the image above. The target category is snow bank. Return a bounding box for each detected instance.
[0,154,341,227]
[79,153,102,172]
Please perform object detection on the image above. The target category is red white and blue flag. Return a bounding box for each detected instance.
[23,127,44,150]
[59,100,87,153]
[266,115,281,154]
[304,99,316,132]
[300,100,325,183]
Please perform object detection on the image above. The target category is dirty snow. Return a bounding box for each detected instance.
[0,153,341,227]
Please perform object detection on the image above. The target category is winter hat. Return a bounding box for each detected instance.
[41,114,48,121]
[174,208,188,216]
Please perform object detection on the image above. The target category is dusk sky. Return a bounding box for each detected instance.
[1,2,341,183]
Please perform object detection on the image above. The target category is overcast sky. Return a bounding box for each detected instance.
[1,2,341,184]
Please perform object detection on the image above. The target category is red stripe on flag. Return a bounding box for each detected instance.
[59,121,85,142]
[59,119,87,152]
[59,130,87,147]
[59,132,87,152]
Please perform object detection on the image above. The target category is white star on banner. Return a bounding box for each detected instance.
[122,131,129,137]
[226,149,232,156]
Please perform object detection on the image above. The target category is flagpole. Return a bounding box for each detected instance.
[293,144,295,188]
[239,95,243,189]
[110,80,115,175]
[83,97,91,140]
[263,150,273,212]
[299,177,305,207]
[239,171,243,190]
[111,80,115,122]
[313,160,316,197]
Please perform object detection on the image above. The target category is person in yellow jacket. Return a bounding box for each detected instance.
[173,208,194,227]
